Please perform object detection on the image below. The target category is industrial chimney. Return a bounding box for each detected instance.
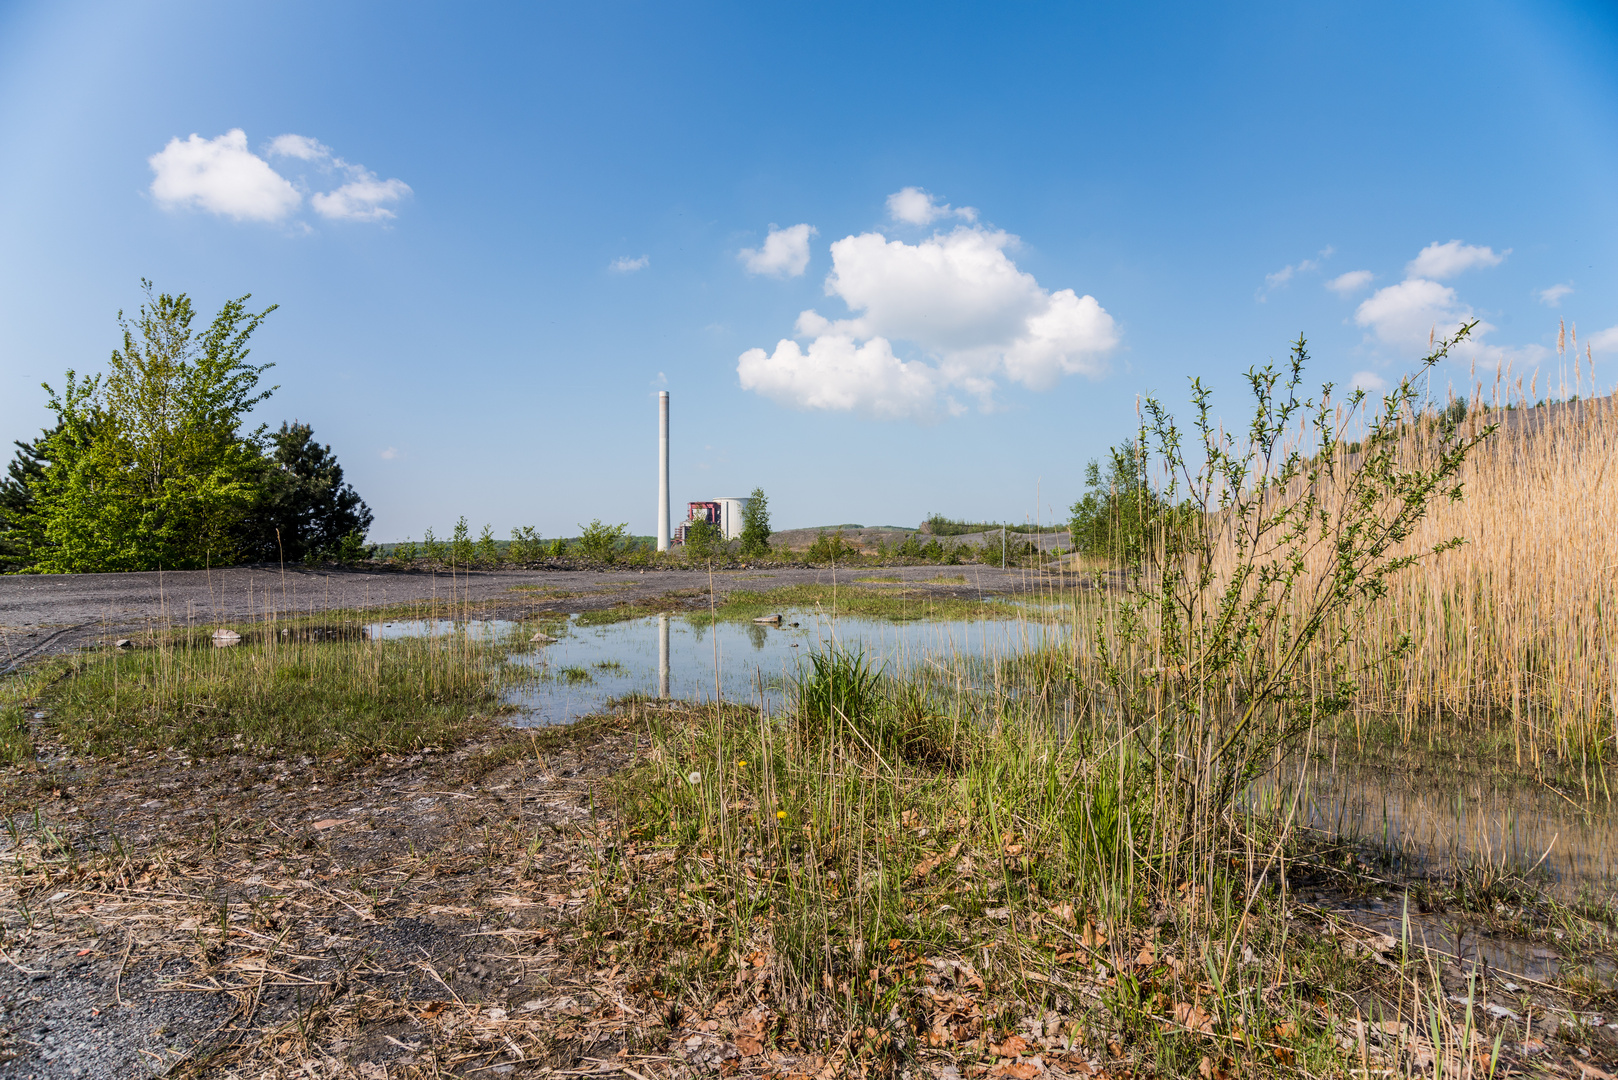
[657,391,670,551]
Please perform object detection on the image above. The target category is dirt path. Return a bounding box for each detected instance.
[0,564,1065,673]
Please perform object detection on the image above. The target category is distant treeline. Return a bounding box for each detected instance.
[921,514,1065,536]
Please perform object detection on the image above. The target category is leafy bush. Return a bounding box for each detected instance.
[806,528,856,564]
[577,519,628,562]
[508,526,545,563]
[682,519,721,561]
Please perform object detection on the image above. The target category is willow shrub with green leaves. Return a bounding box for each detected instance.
[1103,326,1494,876]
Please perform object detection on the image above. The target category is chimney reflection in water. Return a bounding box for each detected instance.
[657,614,670,699]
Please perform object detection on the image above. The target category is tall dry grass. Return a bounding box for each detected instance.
[1352,380,1617,762]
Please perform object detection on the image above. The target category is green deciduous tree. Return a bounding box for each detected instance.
[26,283,278,572]
[1068,437,1161,565]
[739,487,772,555]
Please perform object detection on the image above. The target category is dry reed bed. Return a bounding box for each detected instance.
[1365,391,1617,759]
[1069,385,1618,762]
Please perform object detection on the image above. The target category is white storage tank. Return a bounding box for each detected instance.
[714,497,751,540]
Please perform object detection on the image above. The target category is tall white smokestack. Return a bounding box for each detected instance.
[657,391,670,551]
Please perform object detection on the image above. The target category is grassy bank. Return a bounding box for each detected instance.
[0,616,536,761]
[579,657,1615,1077]
[706,583,1050,623]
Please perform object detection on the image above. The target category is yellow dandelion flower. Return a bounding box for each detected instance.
[776,810,788,820]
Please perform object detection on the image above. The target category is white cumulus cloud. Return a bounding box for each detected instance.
[1355,278,1482,350]
[148,130,302,222]
[1536,283,1574,307]
[1406,240,1506,280]
[1326,269,1374,296]
[737,216,1118,421]
[1588,325,1618,354]
[610,255,650,273]
[739,223,816,278]
[737,334,949,420]
[310,173,411,222]
[267,134,329,161]
[885,186,977,226]
[149,129,410,226]
[1349,371,1388,394]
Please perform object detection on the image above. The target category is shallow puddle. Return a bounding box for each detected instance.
[1299,890,1614,984]
[494,611,1064,727]
[1254,737,1618,905]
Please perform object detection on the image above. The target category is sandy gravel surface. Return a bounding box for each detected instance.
[0,564,1061,673]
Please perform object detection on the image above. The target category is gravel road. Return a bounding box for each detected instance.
[0,563,1062,672]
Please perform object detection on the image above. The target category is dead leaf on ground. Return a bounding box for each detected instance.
[910,841,963,882]
[1169,1001,1215,1035]
[310,818,350,831]
[990,1034,1029,1057]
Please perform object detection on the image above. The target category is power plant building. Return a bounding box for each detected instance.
[677,497,751,543]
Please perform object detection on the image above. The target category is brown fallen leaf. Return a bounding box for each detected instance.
[735,1035,763,1056]
[910,841,963,882]
[990,1035,1029,1057]
[988,1063,1040,1080]
[1134,942,1156,966]
[1080,921,1108,948]
[1048,901,1076,926]
[1170,1001,1215,1035]
[311,818,351,831]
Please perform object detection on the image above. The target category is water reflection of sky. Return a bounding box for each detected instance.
[366,611,1066,728]
[500,610,1064,726]
[1251,739,1618,907]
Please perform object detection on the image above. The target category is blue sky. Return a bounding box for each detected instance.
[2,1,1615,541]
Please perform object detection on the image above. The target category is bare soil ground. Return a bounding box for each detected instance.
[0,564,1059,674]
[0,716,661,1078]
